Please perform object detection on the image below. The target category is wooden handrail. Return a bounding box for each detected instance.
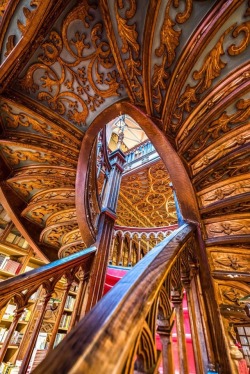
[0,247,96,303]
[34,223,198,374]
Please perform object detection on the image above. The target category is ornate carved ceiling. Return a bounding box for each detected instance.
[0,0,249,330]
[117,161,177,227]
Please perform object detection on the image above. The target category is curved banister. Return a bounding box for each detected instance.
[34,223,197,374]
[0,246,97,373]
[0,247,96,303]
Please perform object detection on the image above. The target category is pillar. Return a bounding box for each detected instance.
[85,148,126,312]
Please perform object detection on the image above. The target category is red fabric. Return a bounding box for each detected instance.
[238,359,249,374]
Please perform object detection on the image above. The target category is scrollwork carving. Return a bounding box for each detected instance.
[195,152,250,191]
[115,0,143,102]
[18,1,121,126]
[184,98,250,161]
[228,21,250,56]
[1,145,76,168]
[8,178,74,199]
[152,0,192,113]
[17,1,39,35]
[0,101,80,148]
[206,219,250,238]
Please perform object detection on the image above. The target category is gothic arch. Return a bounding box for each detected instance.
[76,101,200,245]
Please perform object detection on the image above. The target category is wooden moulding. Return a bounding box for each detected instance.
[33,223,196,374]
[76,100,200,247]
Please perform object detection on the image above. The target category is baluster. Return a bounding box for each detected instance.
[136,238,141,262]
[109,235,116,264]
[19,289,53,373]
[128,236,133,265]
[68,269,86,331]
[157,316,174,374]
[117,235,124,265]
[0,302,25,363]
[193,270,216,368]
[171,291,189,374]
[48,279,73,351]
[182,271,204,374]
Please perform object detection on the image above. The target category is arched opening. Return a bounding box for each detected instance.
[76,101,200,246]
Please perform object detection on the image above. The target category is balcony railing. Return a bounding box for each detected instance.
[124,141,159,173]
[33,223,210,374]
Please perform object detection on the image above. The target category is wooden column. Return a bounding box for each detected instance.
[0,304,25,362]
[172,293,189,374]
[19,291,52,373]
[85,149,126,312]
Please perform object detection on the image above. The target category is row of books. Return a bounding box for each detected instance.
[65,295,75,310]
[2,305,32,322]
[0,327,23,345]
[5,232,29,249]
[53,333,66,348]
[0,327,8,343]
[0,254,21,274]
[10,331,24,345]
[59,313,71,329]
[0,360,22,374]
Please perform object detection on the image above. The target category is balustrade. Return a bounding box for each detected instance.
[110,224,178,266]
[0,247,96,372]
[124,141,159,173]
[34,223,214,374]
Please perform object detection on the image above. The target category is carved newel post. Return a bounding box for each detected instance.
[86,148,126,312]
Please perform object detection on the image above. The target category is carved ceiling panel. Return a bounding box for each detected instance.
[215,281,250,307]
[0,97,81,149]
[40,222,78,248]
[181,95,250,161]
[208,246,250,273]
[0,0,48,64]
[7,175,75,201]
[15,0,126,130]
[204,214,250,239]
[197,175,250,209]
[103,0,147,104]
[167,3,250,137]
[22,203,75,227]
[117,160,177,227]
[0,143,77,169]
[150,0,218,117]
[0,0,8,24]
